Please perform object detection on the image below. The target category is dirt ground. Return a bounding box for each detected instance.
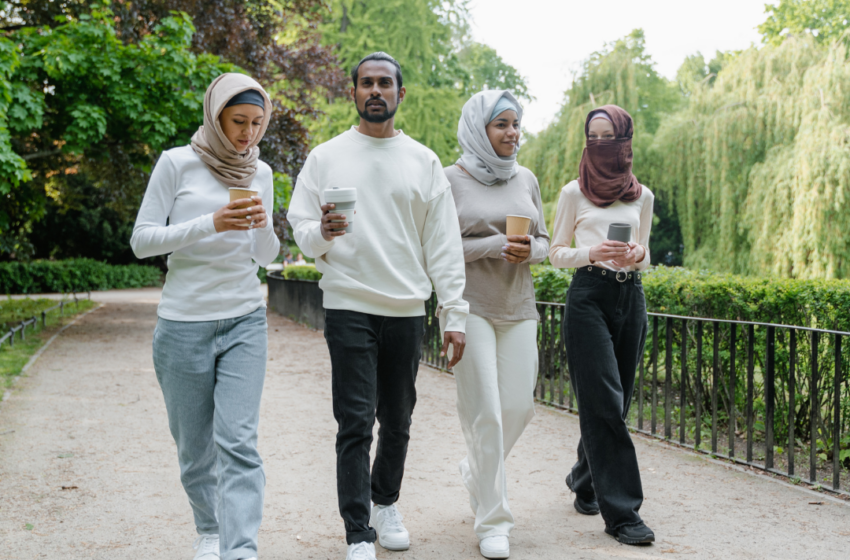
[0,289,848,560]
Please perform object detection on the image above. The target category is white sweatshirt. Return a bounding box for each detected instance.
[288,127,468,332]
[549,180,654,271]
[131,145,280,321]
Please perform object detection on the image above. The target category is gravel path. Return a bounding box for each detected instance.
[0,290,848,559]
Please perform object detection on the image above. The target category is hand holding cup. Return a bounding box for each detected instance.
[321,204,349,241]
[214,196,267,232]
[501,235,531,264]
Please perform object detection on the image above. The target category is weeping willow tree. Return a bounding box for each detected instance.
[518,30,683,262]
[653,35,850,278]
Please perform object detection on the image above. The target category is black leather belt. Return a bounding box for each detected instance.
[574,265,642,284]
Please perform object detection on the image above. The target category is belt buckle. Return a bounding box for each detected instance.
[615,270,628,283]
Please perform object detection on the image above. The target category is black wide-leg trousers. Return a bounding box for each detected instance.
[563,266,648,530]
[324,309,425,545]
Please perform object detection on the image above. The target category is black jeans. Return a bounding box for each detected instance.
[562,267,648,529]
[324,309,425,545]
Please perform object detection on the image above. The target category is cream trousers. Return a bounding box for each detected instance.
[443,312,538,539]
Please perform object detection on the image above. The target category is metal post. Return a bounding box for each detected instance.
[695,322,703,450]
[679,319,688,445]
[833,335,841,490]
[712,322,720,453]
[665,317,673,439]
[765,326,776,470]
[652,315,659,435]
[788,329,796,476]
[747,325,755,463]
[810,331,818,483]
[729,323,737,458]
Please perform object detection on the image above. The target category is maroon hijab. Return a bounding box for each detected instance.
[578,105,642,208]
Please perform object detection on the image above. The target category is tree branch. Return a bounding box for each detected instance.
[22,149,62,161]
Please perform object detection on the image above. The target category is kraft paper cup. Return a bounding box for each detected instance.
[324,187,357,233]
[229,188,258,222]
[506,215,532,237]
[607,222,632,243]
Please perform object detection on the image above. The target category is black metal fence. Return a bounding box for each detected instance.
[1,293,91,348]
[420,294,850,496]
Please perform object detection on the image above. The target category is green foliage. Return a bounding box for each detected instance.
[313,0,529,165]
[0,259,163,294]
[0,3,234,259]
[282,264,322,281]
[760,0,850,45]
[531,265,573,303]
[273,172,293,213]
[652,36,850,278]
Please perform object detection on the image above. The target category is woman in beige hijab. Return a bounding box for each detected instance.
[131,73,280,560]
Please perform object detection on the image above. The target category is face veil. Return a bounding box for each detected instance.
[578,104,642,208]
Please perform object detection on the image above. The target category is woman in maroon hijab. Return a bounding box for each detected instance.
[548,105,656,545]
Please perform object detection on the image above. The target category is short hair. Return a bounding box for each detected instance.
[351,52,403,90]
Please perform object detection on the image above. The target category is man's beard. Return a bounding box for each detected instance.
[357,98,398,123]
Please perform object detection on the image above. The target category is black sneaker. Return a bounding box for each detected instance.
[605,522,655,545]
[565,473,599,515]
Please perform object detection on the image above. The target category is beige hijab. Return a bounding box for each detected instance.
[190,73,272,188]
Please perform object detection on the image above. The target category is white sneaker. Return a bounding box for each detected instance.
[192,534,220,560]
[345,542,376,560]
[479,535,510,559]
[370,504,410,551]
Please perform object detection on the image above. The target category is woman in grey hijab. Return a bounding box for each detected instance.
[442,90,550,559]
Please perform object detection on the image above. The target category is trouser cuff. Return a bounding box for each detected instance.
[346,528,377,545]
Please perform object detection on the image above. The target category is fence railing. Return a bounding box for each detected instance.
[420,294,850,497]
[1,293,91,348]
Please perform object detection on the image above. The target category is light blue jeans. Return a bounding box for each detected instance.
[153,306,268,560]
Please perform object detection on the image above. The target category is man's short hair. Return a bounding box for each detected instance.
[351,52,403,89]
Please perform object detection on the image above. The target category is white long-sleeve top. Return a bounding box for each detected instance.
[287,127,469,332]
[549,180,654,271]
[131,145,280,321]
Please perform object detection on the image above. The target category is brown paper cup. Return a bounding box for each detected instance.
[229,188,258,221]
[506,215,532,237]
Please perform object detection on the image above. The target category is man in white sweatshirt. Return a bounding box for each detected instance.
[287,52,468,560]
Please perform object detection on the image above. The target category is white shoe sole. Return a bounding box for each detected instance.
[480,546,509,559]
[378,534,410,551]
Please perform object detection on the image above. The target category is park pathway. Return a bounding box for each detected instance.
[0,289,848,559]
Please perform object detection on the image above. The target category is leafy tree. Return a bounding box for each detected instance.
[652,35,850,278]
[0,5,232,258]
[518,30,684,265]
[312,0,530,165]
[760,0,850,45]
[1,0,347,261]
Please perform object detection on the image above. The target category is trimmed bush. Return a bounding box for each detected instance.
[0,259,162,294]
[283,265,322,281]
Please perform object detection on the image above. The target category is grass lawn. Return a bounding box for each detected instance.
[1,298,97,388]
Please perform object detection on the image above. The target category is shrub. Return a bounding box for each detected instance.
[0,259,162,294]
[282,265,322,281]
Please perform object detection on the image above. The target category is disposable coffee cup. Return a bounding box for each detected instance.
[607,222,632,243]
[229,188,259,222]
[324,187,357,233]
[506,215,532,237]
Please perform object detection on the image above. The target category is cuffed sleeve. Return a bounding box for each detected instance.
[251,169,281,267]
[288,165,335,259]
[131,153,218,259]
[524,175,550,265]
[635,189,655,271]
[423,186,468,333]
[462,234,507,262]
[548,186,592,269]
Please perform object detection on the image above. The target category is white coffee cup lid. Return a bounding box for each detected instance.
[324,187,357,203]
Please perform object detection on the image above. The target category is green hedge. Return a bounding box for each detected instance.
[0,259,163,294]
[283,264,322,281]
[279,263,850,330]
[531,266,850,331]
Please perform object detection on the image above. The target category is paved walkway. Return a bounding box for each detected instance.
[0,289,848,559]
